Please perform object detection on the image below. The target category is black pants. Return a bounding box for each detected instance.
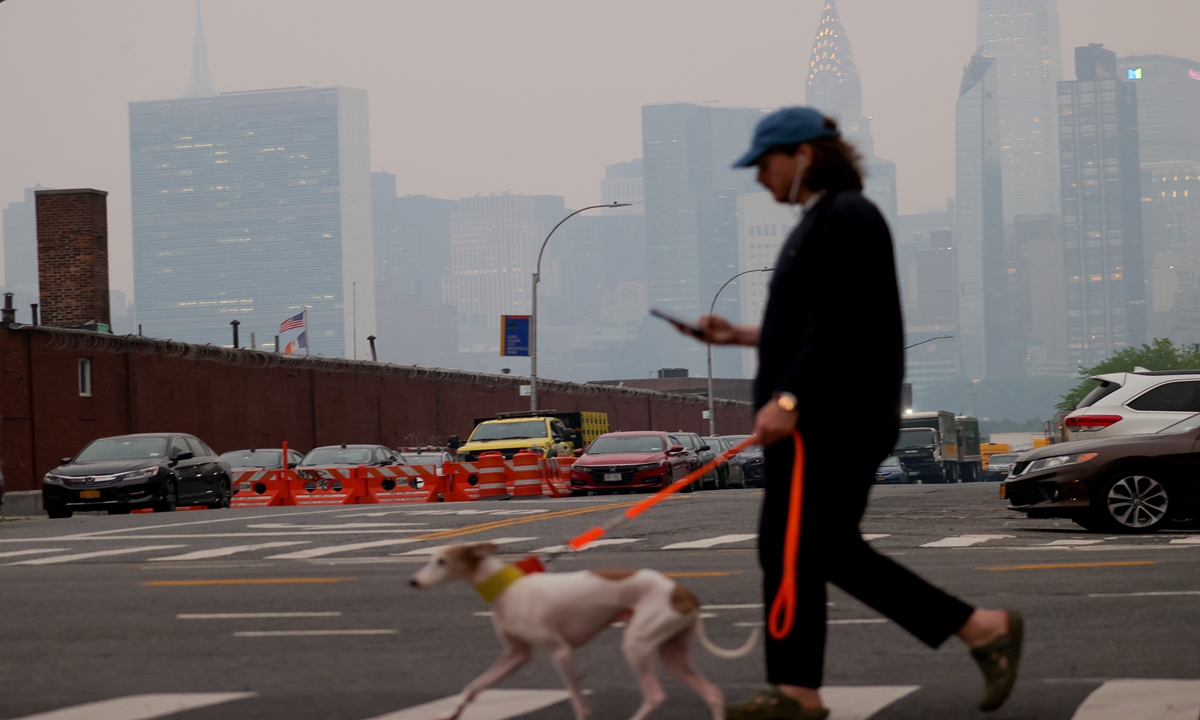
[758,438,974,688]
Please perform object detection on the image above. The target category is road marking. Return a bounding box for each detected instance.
[7,692,255,720]
[362,689,570,720]
[267,538,424,559]
[148,541,309,561]
[397,509,551,516]
[1168,536,1200,545]
[821,685,920,720]
[9,546,187,566]
[233,629,396,637]
[398,537,539,555]
[1043,539,1107,546]
[862,534,891,541]
[664,571,741,578]
[532,538,640,553]
[662,534,757,550]
[979,561,1157,571]
[144,577,354,587]
[921,535,1015,548]
[1070,679,1200,719]
[177,612,342,619]
[1088,590,1200,598]
[398,501,639,543]
[702,603,763,610]
[0,549,69,559]
[246,523,427,529]
[52,508,354,539]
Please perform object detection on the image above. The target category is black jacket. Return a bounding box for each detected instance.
[753,190,904,457]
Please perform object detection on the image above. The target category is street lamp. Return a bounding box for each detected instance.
[904,335,953,351]
[706,266,774,435]
[530,202,630,411]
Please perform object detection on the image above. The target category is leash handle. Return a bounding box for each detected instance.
[767,430,805,641]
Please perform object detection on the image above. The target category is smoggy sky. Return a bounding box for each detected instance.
[1,0,1198,299]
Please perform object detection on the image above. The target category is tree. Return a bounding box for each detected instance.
[1056,339,1200,412]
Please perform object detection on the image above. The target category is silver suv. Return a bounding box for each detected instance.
[1064,369,1200,440]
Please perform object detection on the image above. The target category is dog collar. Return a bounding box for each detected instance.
[475,564,525,603]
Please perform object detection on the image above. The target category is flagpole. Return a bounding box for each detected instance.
[303,307,310,356]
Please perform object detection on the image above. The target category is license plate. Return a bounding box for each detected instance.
[603,473,622,483]
[80,490,101,499]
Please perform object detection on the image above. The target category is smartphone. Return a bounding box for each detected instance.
[650,308,705,339]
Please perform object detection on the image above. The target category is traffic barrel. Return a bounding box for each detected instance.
[474,452,509,499]
[510,450,544,497]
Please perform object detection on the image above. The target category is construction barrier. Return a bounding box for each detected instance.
[472,452,510,499]
[285,467,372,505]
[231,470,293,508]
[363,465,443,504]
[542,456,572,498]
[509,450,544,497]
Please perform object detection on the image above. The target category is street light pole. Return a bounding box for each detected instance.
[530,202,630,411]
[707,266,774,435]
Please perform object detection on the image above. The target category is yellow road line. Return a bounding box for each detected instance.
[978,561,1157,571]
[144,577,355,587]
[402,501,640,543]
[665,571,742,578]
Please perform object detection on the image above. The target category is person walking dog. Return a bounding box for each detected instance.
[674,107,1023,719]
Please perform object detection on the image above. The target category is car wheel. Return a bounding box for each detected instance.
[207,477,232,510]
[47,507,73,519]
[154,482,178,513]
[717,469,729,490]
[1092,470,1172,533]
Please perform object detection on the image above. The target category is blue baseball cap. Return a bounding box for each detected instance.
[732,107,840,168]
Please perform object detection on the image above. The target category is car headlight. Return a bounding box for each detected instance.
[43,474,65,485]
[120,467,159,482]
[1024,452,1098,474]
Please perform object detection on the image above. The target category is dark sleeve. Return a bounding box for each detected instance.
[775,196,901,402]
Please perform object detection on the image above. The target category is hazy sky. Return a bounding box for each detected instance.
[2,0,1198,299]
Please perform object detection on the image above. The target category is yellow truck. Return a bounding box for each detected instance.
[979,442,1012,470]
[455,411,609,461]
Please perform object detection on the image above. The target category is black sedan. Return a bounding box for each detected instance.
[724,434,765,487]
[43,433,232,518]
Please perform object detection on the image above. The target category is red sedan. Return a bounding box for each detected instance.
[569,431,695,495]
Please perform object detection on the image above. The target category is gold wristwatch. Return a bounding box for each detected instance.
[775,392,798,412]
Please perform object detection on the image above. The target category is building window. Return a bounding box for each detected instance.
[78,358,93,397]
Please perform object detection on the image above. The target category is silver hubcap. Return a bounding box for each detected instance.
[1107,475,1169,528]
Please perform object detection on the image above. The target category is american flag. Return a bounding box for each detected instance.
[279,312,304,333]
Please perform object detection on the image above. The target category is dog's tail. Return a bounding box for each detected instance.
[693,614,760,660]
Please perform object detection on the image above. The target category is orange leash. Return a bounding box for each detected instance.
[767,430,805,641]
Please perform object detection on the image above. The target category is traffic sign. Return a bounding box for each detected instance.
[501,315,530,357]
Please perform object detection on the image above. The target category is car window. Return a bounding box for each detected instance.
[675,435,694,449]
[171,437,190,458]
[989,454,1019,463]
[879,457,901,468]
[185,437,207,457]
[290,451,305,465]
[1127,381,1200,413]
[300,447,373,466]
[588,435,666,454]
[551,421,567,438]
[469,420,547,441]
[220,450,282,469]
[76,436,168,462]
[1076,379,1123,409]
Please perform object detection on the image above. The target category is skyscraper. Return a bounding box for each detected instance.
[954,51,1007,378]
[2,185,49,303]
[805,0,898,226]
[977,0,1063,221]
[181,1,215,99]
[1059,44,1145,368]
[1117,55,1200,164]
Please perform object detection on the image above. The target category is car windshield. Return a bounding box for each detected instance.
[402,453,444,465]
[587,435,665,454]
[470,420,547,441]
[1157,413,1200,435]
[75,437,168,462]
[299,447,373,466]
[895,429,936,448]
[989,454,1019,463]
[879,457,901,468]
[220,450,281,468]
[724,435,763,453]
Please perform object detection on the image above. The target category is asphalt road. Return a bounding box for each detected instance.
[1,483,1198,720]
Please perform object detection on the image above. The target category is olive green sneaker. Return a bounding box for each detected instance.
[725,688,830,720]
[970,609,1024,712]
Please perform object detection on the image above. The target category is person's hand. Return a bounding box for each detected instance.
[696,314,742,345]
[754,400,799,447]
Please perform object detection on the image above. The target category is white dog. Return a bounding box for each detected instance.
[410,542,758,720]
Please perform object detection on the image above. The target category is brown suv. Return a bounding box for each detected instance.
[1002,414,1200,533]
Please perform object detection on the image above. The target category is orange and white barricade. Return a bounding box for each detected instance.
[442,461,481,502]
[230,469,293,507]
[509,450,544,497]
[541,456,572,498]
[363,465,442,503]
[285,467,372,505]
[471,452,509,499]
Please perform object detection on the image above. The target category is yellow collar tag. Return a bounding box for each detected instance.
[475,564,525,603]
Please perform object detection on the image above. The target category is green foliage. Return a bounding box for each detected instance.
[1056,339,1200,412]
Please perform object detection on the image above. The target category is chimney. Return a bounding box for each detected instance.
[35,189,111,330]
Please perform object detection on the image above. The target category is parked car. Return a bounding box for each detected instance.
[1002,413,1200,533]
[220,448,305,471]
[874,456,905,484]
[569,432,694,495]
[298,444,404,469]
[673,432,718,489]
[724,434,765,487]
[42,433,232,518]
[399,448,454,467]
[1064,370,1200,441]
[703,436,743,488]
[982,453,1019,481]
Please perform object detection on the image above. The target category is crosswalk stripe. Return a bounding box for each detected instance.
[397,538,539,556]
[178,612,342,619]
[1168,536,1200,545]
[1071,679,1200,719]
[1088,590,1200,598]
[532,539,640,553]
[362,689,570,720]
[267,538,424,559]
[8,692,255,720]
[662,534,757,550]
[920,535,1014,548]
[9,546,187,566]
[233,629,396,637]
[821,685,920,720]
[0,549,70,559]
[862,534,891,541]
[149,541,310,561]
[1043,539,1106,546]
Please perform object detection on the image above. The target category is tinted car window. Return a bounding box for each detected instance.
[221,450,282,469]
[171,437,191,458]
[588,435,666,454]
[1076,379,1122,409]
[1127,381,1200,413]
[300,448,373,466]
[76,436,168,462]
[185,437,207,457]
[675,435,695,450]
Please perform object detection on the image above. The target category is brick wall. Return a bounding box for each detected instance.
[35,189,110,328]
[0,326,754,493]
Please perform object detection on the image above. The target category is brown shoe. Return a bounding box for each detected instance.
[970,609,1024,712]
[725,688,830,720]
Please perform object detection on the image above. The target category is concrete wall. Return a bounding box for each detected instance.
[0,325,753,494]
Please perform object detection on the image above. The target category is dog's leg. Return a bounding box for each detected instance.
[439,637,533,720]
[622,631,667,720]
[659,627,725,720]
[548,643,590,720]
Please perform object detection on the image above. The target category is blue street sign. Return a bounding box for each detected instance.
[501,315,531,357]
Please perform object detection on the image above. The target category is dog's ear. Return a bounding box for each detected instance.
[466,542,498,561]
